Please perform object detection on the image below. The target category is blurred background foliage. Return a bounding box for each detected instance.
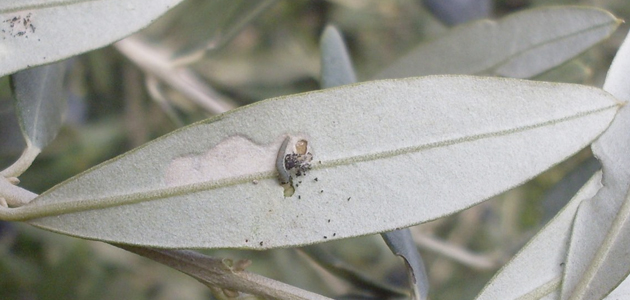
[1,0,629,299]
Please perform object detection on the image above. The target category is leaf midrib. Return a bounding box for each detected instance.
[11,103,617,221]
[0,0,100,14]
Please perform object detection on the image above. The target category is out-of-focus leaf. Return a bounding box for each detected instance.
[561,30,630,300]
[382,229,429,300]
[320,25,357,89]
[11,61,67,150]
[0,0,184,77]
[140,0,278,65]
[422,0,491,26]
[375,7,620,79]
[6,76,618,249]
[0,61,67,180]
[475,171,602,300]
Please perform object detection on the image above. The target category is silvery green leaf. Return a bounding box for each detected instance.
[11,61,67,150]
[475,172,602,300]
[0,0,183,77]
[561,30,630,300]
[382,229,429,300]
[320,25,357,89]
[0,61,67,180]
[11,76,619,249]
[375,7,620,79]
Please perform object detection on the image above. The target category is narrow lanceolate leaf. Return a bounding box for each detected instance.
[475,172,602,300]
[11,61,67,150]
[16,76,619,249]
[0,0,183,77]
[383,229,429,300]
[375,7,620,80]
[320,25,357,89]
[422,0,491,26]
[0,61,68,180]
[561,31,630,300]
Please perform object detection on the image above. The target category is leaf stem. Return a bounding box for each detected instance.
[0,176,37,208]
[117,245,333,300]
[0,144,41,178]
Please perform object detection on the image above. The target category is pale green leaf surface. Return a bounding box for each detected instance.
[0,0,183,77]
[146,0,278,66]
[374,7,619,80]
[320,25,357,89]
[475,172,602,300]
[561,30,630,300]
[11,61,66,150]
[18,76,619,249]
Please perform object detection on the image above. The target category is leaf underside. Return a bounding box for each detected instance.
[22,76,619,250]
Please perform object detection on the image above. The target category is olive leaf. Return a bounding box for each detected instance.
[475,172,602,300]
[3,76,619,250]
[561,30,630,300]
[1,61,67,191]
[12,62,67,150]
[320,25,357,88]
[0,0,184,77]
[382,229,429,300]
[375,6,620,79]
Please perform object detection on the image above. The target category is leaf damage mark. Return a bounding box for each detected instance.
[165,135,281,187]
[164,134,313,197]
